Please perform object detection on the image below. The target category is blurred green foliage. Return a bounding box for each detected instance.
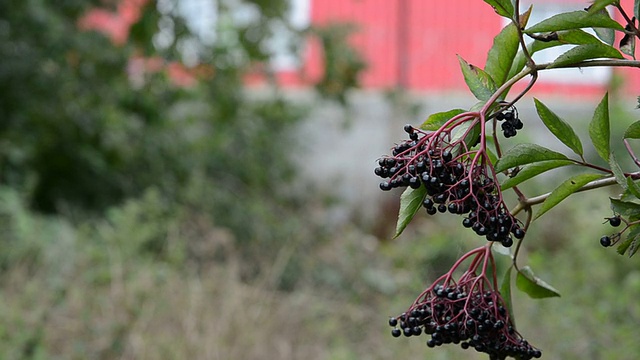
[310,23,367,105]
[0,0,365,223]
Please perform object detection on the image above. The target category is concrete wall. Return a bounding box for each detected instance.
[292,89,617,234]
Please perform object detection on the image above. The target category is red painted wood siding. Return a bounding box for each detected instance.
[307,0,500,91]
[619,0,640,94]
[304,0,640,97]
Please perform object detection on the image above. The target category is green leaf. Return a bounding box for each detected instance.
[534,173,603,220]
[509,29,602,77]
[594,26,616,46]
[516,266,561,299]
[457,55,497,101]
[558,28,604,44]
[618,224,640,256]
[626,177,640,198]
[624,120,640,139]
[589,93,610,162]
[485,23,520,87]
[499,266,516,325]
[627,225,640,257]
[485,144,499,166]
[518,5,533,29]
[610,198,640,219]
[588,0,620,14]
[394,186,427,239]
[525,10,625,33]
[482,0,514,19]
[636,0,640,24]
[420,109,466,131]
[609,152,627,189]
[534,98,583,156]
[462,122,482,149]
[501,160,574,190]
[548,43,623,68]
[495,143,568,173]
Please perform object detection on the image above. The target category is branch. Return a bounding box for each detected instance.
[513,173,640,216]
[535,59,640,70]
[615,3,640,39]
[523,176,620,207]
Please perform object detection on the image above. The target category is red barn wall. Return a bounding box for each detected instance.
[304,0,640,98]
[308,0,500,91]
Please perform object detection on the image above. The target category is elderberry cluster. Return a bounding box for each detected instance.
[496,107,523,138]
[375,125,524,247]
[388,285,541,359]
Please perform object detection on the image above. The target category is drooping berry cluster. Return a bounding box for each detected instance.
[375,124,524,247]
[496,107,523,138]
[388,246,542,359]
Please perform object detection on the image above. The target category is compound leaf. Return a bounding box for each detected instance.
[589,93,610,162]
[501,160,574,190]
[483,0,514,19]
[534,173,603,220]
[495,144,568,173]
[534,98,583,156]
[624,120,640,139]
[485,23,520,87]
[516,266,561,299]
[525,10,625,33]
[420,109,466,131]
[394,186,427,239]
[458,55,497,101]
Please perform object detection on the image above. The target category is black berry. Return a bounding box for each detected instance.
[608,216,621,227]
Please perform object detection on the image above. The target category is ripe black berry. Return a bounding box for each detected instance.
[600,235,612,247]
[501,237,513,247]
[389,317,398,327]
[608,216,621,227]
[504,111,514,121]
[442,150,452,162]
[391,328,401,337]
[514,118,524,130]
[513,227,525,239]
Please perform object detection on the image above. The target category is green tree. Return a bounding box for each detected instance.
[0,0,365,214]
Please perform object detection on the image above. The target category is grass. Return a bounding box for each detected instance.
[0,165,639,360]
